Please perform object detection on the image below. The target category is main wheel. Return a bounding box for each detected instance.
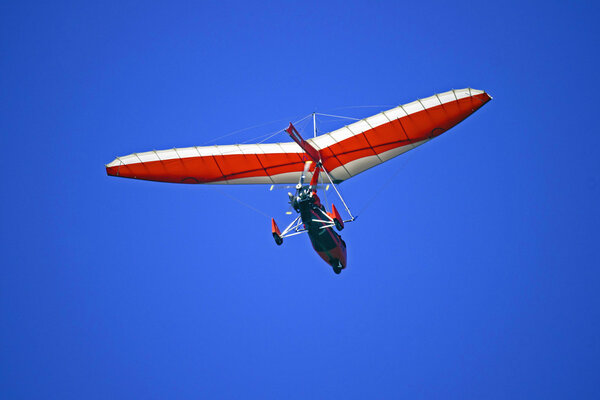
[273,233,283,246]
[334,219,344,231]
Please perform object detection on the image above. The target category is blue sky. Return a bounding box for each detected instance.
[1,1,599,398]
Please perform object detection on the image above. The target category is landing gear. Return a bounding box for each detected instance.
[273,233,283,246]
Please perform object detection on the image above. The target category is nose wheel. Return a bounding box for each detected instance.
[332,261,343,274]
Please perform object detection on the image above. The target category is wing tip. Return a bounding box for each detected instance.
[106,165,118,177]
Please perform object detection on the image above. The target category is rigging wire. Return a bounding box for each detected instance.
[202,112,311,146]
[201,117,291,145]
[255,113,313,144]
[315,112,360,121]
[254,129,285,144]
[328,104,395,112]
[222,114,314,145]
[355,148,419,217]
[213,186,271,219]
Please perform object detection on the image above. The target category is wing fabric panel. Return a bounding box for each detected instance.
[106,89,491,184]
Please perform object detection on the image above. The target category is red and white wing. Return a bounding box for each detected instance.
[106,88,491,184]
[105,142,309,184]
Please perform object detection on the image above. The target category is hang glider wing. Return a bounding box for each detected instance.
[105,142,310,185]
[106,88,491,184]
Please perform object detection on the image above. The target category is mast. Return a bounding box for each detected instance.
[313,112,317,138]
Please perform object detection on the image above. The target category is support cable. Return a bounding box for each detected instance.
[321,167,354,221]
[252,114,313,144]
[213,187,271,219]
[355,149,418,217]
[328,104,395,112]
[202,117,289,145]
[203,114,313,146]
[315,112,361,121]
